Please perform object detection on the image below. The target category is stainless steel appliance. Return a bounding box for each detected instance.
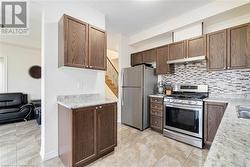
[163,84,208,148]
[121,64,157,130]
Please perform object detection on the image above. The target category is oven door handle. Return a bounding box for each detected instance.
[165,103,202,111]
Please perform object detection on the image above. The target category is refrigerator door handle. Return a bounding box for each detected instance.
[121,70,124,106]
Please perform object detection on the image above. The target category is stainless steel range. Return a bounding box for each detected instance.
[163,84,208,148]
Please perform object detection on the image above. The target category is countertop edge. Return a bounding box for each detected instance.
[148,94,165,98]
[58,100,118,110]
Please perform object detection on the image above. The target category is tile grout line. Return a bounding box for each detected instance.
[183,147,194,166]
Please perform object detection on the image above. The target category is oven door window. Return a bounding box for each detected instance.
[166,107,199,133]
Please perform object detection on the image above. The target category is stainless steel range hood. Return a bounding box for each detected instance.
[167,55,206,64]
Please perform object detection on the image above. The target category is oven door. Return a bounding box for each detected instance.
[164,103,203,138]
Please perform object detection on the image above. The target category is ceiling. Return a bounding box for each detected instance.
[85,0,213,36]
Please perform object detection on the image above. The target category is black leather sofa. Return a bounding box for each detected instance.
[0,93,34,124]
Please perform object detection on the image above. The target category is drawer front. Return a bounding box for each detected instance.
[150,97,163,103]
[150,108,163,117]
[151,102,163,110]
[151,115,162,130]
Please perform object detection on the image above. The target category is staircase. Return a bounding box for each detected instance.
[105,58,118,97]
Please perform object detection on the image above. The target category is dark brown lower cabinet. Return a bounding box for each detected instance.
[58,103,117,167]
[149,97,164,133]
[204,101,227,147]
[97,104,117,156]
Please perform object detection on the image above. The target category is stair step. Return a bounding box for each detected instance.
[105,74,118,97]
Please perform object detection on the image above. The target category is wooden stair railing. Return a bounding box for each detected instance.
[105,57,118,97]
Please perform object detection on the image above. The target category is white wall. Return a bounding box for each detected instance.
[174,22,202,42]
[204,3,250,33]
[131,33,172,53]
[0,43,41,100]
[129,1,250,45]
[41,3,105,160]
[107,49,119,70]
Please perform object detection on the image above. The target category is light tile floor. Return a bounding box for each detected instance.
[0,120,208,167]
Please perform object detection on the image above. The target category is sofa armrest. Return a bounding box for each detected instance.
[20,104,34,121]
[20,104,33,112]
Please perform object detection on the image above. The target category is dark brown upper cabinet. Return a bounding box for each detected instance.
[59,14,89,68]
[168,41,187,61]
[142,49,156,63]
[187,35,206,58]
[58,14,107,71]
[207,29,227,71]
[131,52,143,66]
[156,45,171,75]
[227,23,250,69]
[89,25,107,70]
[130,22,250,72]
[207,23,250,71]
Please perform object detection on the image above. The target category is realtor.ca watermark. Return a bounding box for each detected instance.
[0,0,29,35]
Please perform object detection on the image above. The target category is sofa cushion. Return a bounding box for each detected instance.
[0,108,20,114]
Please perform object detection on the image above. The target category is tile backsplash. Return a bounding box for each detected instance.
[161,60,250,96]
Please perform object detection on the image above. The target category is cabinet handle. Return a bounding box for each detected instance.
[224,67,226,70]
[95,107,98,109]
[99,106,102,109]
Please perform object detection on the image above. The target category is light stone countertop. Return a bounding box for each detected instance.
[148,94,165,98]
[203,97,250,167]
[57,94,118,109]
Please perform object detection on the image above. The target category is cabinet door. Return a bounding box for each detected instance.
[150,115,163,132]
[187,35,206,58]
[131,52,143,66]
[156,45,170,75]
[204,102,227,146]
[89,25,106,70]
[142,49,156,63]
[97,103,117,155]
[65,15,89,68]
[73,107,97,165]
[207,30,227,71]
[227,23,250,69]
[168,41,187,61]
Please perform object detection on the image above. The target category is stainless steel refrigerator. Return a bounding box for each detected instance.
[121,64,157,130]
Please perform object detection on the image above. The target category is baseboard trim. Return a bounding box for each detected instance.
[41,150,58,161]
